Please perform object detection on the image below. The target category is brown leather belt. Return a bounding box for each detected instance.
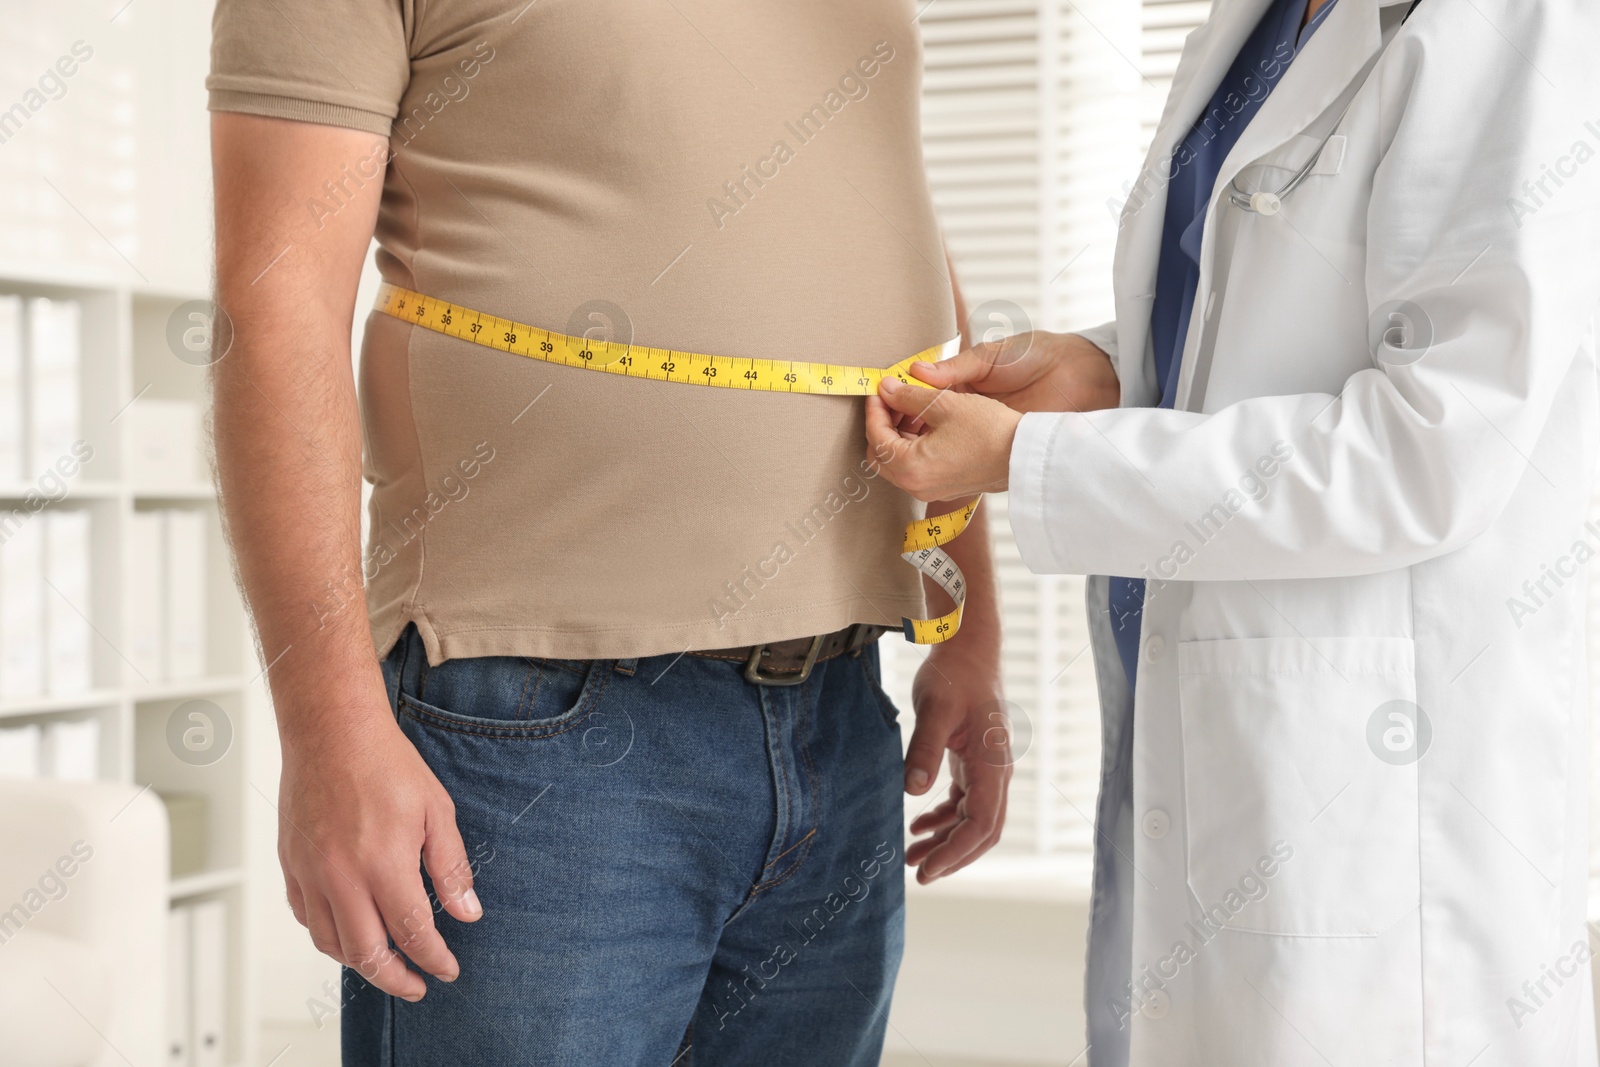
[690,623,890,686]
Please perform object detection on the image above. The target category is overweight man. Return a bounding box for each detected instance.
[206,0,1005,1064]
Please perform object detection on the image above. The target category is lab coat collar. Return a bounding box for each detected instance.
[1167,0,1413,411]
[1111,0,1412,410]
[1208,0,1396,224]
[1165,0,1415,222]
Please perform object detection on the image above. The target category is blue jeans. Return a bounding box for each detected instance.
[342,625,907,1066]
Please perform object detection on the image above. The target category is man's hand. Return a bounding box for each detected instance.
[212,112,481,1000]
[893,258,1013,883]
[279,706,482,1000]
[903,641,1010,883]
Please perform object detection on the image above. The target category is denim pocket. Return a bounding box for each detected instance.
[399,655,609,739]
[857,645,901,730]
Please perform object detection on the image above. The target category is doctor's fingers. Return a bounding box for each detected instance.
[911,335,1041,395]
[868,390,1002,502]
[894,409,928,438]
[877,376,955,425]
[884,403,926,439]
[864,397,922,491]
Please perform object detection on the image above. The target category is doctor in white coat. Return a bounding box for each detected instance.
[868,0,1600,1064]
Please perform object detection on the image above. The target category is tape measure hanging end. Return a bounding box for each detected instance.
[900,497,979,644]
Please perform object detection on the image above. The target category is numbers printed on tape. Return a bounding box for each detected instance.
[899,499,977,643]
[378,283,976,644]
[379,284,947,395]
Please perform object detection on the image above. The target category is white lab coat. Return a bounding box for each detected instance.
[1006,0,1600,1064]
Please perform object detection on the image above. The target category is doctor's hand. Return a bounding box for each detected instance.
[866,376,1020,502]
[915,330,1120,415]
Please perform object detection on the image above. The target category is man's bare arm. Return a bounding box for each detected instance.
[212,112,478,1001]
[900,254,1009,883]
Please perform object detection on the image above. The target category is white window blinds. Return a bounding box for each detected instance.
[879,0,1212,871]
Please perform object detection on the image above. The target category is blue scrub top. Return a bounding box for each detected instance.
[1108,0,1341,690]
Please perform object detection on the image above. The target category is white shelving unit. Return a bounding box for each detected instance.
[0,264,260,1067]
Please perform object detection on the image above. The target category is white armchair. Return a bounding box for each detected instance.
[0,779,168,1067]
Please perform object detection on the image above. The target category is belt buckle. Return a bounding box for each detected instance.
[744,633,825,687]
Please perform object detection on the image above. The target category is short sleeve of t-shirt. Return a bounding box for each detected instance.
[207,0,411,136]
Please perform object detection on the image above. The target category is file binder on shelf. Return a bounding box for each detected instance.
[0,295,21,481]
[0,723,41,777]
[26,296,80,472]
[0,516,44,701]
[128,510,166,685]
[165,510,207,681]
[190,898,227,1067]
[44,508,93,694]
[166,906,192,1067]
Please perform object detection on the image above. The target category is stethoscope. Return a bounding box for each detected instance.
[1227,0,1423,216]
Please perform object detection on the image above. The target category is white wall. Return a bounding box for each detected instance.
[0,0,213,293]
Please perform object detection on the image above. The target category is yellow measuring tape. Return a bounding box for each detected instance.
[377,283,976,643]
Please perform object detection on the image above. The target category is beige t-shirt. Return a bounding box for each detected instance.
[208,0,955,662]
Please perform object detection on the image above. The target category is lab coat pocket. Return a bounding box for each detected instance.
[1177,636,1420,937]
